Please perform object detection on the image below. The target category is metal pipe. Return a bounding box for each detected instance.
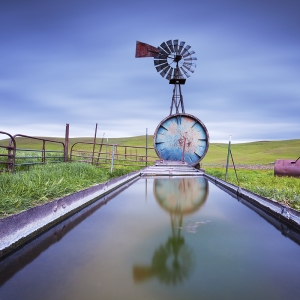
[225,135,231,181]
[146,128,148,167]
[230,149,239,185]
[92,123,98,165]
[110,145,115,173]
[64,124,69,162]
[96,133,105,165]
[274,159,300,177]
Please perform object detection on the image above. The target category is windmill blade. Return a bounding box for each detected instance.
[158,46,169,55]
[135,41,160,58]
[154,59,167,66]
[176,68,184,79]
[166,40,174,53]
[178,41,185,54]
[183,61,197,68]
[184,57,197,61]
[180,67,191,78]
[182,64,195,73]
[156,53,169,59]
[160,66,171,77]
[173,40,179,54]
[182,50,195,58]
[160,42,171,54]
[149,39,197,80]
[166,68,174,80]
[155,62,169,72]
[181,45,191,56]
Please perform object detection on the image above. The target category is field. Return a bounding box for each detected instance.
[202,139,300,165]
[0,136,300,216]
[1,136,299,164]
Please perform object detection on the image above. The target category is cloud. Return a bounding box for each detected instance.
[0,0,300,142]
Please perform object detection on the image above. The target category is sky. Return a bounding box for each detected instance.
[0,0,299,143]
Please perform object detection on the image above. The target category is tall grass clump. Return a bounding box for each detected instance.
[206,168,300,211]
[0,162,141,218]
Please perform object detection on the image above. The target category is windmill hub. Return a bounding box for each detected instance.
[174,55,182,62]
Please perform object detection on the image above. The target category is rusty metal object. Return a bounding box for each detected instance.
[70,141,157,167]
[8,134,65,168]
[274,158,300,177]
[135,41,159,58]
[0,131,16,172]
[64,124,69,162]
[154,113,209,166]
[136,39,209,165]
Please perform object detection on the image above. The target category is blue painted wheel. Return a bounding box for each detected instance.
[154,114,209,165]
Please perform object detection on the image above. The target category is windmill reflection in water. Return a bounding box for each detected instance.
[133,177,209,285]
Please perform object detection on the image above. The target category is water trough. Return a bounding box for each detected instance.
[1,162,300,299]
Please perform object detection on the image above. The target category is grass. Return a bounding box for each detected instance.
[202,139,300,165]
[2,136,299,165]
[1,135,300,214]
[0,162,142,218]
[205,168,300,210]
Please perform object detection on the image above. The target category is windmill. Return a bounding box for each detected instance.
[136,39,209,166]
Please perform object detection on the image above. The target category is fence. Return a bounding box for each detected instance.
[0,130,158,172]
[0,131,16,172]
[70,141,158,170]
[0,132,66,172]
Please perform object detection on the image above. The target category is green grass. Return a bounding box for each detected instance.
[205,168,300,210]
[2,136,299,165]
[202,139,300,165]
[1,135,300,214]
[0,162,141,218]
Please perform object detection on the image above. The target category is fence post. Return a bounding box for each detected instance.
[146,128,148,167]
[225,135,231,181]
[92,123,98,165]
[110,145,115,173]
[42,140,46,164]
[64,123,69,162]
[106,138,108,162]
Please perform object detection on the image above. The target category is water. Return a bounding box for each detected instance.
[1,176,300,300]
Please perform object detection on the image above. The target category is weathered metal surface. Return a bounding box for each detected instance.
[154,113,209,166]
[135,41,159,58]
[0,131,16,172]
[274,158,300,177]
[141,160,204,176]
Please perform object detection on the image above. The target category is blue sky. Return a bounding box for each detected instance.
[1,0,299,142]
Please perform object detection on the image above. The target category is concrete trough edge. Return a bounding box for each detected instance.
[0,171,141,258]
[204,173,300,229]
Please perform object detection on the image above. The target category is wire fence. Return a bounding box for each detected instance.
[0,133,65,172]
[70,141,158,171]
[0,131,158,173]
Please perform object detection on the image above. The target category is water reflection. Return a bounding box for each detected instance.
[133,177,208,286]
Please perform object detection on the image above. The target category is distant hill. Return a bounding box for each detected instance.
[1,135,299,165]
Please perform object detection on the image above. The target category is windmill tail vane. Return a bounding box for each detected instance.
[135,40,197,81]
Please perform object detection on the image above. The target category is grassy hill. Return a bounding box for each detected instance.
[202,139,300,165]
[1,135,299,165]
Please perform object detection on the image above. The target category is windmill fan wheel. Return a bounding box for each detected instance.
[154,39,197,80]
